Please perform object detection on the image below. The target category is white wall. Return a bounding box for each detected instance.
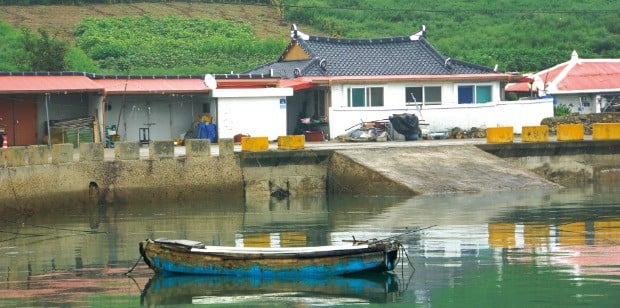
[328,81,552,136]
[554,94,597,114]
[217,96,287,140]
[330,81,502,109]
[213,88,293,141]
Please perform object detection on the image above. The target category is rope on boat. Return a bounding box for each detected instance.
[397,241,415,273]
[125,255,143,275]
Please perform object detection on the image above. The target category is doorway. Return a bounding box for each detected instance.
[0,97,38,146]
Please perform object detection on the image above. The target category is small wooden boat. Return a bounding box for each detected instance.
[139,238,399,277]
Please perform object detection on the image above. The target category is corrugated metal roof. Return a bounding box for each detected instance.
[505,82,531,92]
[0,76,104,93]
[506,53,620,94]
[94,78,210,94]
[278,77,314,91]
[556,61,620,92]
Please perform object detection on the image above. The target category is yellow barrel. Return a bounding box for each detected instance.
[592,123,620,140]
[486,127,514,143]
[557,123,584,141]
[277,135,305,150]
[522,125,549,142]
[241,137,269,151]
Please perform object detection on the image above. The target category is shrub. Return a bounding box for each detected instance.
[554,105,573,117]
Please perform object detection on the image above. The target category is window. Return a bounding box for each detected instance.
[314,90,327,117]
[406,86,442,104]
[476,86,491,103]
[368,87,383,107]
[347,87,384,107]
[458,85,492,104]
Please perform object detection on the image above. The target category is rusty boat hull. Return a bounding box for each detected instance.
[139,238,399,277]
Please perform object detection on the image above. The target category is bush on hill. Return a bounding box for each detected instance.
[73,16,287,74]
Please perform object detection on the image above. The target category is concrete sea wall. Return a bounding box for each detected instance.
[477,140,620,187]
[1,138,619,216]
[0,140,244,215]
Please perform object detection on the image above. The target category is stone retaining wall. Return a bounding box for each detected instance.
[541,112,620,134]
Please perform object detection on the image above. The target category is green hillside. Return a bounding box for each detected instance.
[0,0,618,74]
[282,0,619,72]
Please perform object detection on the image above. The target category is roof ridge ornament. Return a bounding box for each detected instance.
[319,59,327,70]
[409,25,426,41]
[290,24,309,40]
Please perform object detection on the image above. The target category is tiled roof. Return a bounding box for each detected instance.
[245,26,495,77]
[245,59,316,79]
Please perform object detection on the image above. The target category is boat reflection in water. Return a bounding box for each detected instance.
[141,272,401,306]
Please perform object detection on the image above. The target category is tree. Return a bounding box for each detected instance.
[18,27,68,71]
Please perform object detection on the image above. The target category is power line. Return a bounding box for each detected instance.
[281,4,619,15]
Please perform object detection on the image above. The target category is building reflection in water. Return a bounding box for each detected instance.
[0,188,618,305]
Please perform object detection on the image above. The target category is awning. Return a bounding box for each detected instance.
[278,77,315,91]
[216,78,281,89]
[94,78,210,94]
[505,82,532,92]
[0,76,104,94]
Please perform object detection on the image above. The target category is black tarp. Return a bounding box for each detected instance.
[389,113,421,140]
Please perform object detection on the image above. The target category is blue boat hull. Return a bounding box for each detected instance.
[140,239,399,277]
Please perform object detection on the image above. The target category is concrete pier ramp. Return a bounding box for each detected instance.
[329,145,559,195]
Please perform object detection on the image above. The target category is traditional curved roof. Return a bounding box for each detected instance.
[245,25,498,78]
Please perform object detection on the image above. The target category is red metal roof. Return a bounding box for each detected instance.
[505,82,531,92]
[0,76,104,94]
[94,78,210,94]
[216,78,280,89]
[506,55,620,94]
[278,77,314,91]
[556,61,620,92]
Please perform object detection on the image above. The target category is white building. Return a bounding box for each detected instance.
[506,51,620,114]
[246,25,553,137]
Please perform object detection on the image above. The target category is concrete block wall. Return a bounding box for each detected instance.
[186,139,211,158]
[79,143,104,161]
[5,146,26,167]
[219,138,234,158]
[0,141,245,211]
[52,144,74,164]
[27,145,49,165]
[114,142,140,160]
[149,140,174,160]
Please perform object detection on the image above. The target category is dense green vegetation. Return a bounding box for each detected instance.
[0,21,21,71]
[0,0,270,4]
[0,20,98,71]
[282,0,619,72]
[0,0,618,74]
[73,16,286,74]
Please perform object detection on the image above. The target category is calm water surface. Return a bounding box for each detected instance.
[0,187,619,307]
